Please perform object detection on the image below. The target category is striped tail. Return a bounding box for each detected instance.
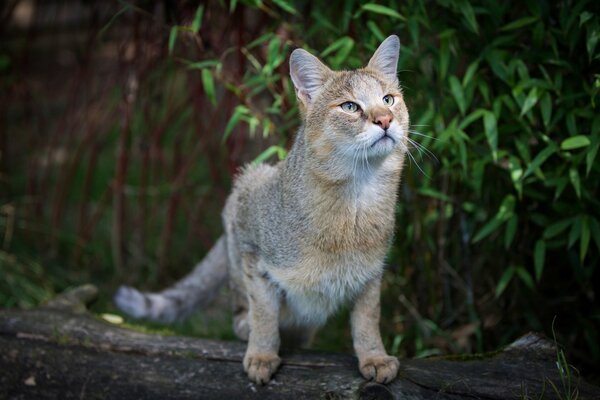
[113,236,228,323]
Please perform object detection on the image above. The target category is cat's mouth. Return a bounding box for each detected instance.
[370,133,396,148]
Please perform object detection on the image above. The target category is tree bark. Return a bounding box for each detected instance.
[0,285,598,399]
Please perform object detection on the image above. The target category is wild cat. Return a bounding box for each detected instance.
[114,35,410,384]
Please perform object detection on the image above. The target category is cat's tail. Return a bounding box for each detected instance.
[113,235,228,324]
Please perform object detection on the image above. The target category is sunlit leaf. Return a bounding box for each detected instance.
[522,145,555,179]
[272,0,297,15]
[201,69,217,106]
[252,145,288,165]
[560,135,591,150]
[356,4,406,21]
[191,5,204,33]
[569,167,581,198]
[168,26,178,54]
[483,111,498,161]
[520,87,539,116]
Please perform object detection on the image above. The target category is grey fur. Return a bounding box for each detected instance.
[115,35,408,385]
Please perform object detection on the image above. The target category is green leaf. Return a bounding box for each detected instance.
[201,69,216,106]
[439,33,452,81]
[534,239,545,282]
[168,26,178,55]
[190,5,204,33]
[449,76,466,114]
[186,60,220,70]
[222,105,249,141]
[462,60,480,87]
[590,218,600,252]
[568,218,582,249]
[569,167,581,198]
[473,195,515,243]
[520,87,539,116]
[580,216,590,264]
[357,4,406,20]
[587,141,600,176]
[515,266,534,289]
[495,267,515,298]
[459,109,485,130]
[272,0,297,14]
[560,135,591,150]
[473,217,504,243]
[458,0,478,34]
[504,215,518,249]
[522,145,555,179]
[252,145,288,165]
[540,92,552,127]
[543,218,574,239]
[483,111,498,160]
[500,16,539,31]
[321,37,354,68]
[366,21,385,42]
[587,23,599,60]
[418,187,453,202]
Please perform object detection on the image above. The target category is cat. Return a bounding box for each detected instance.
[114,35,409,385]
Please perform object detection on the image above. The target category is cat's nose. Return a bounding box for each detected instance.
[374,114,393,130]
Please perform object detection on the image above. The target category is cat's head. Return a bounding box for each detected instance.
[290,35,409,179]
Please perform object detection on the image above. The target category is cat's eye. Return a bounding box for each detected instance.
[341,101,359,112]
[383,95,394,106]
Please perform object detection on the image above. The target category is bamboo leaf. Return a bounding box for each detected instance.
[252,145,288,165]
[483,111,498,161]
[522,145,555,179]
[580,216,590,264]
[191,5,204,33]
[515,266,534,289]
[201,69,217,106]
[504,215,518,249]
[449,75,466,115]
[520,87,539,116]
[222,105,249,141]
[543,218,574,239]
[560,135,591,150]
[272,0,297,14]
[500,16,539,31]
[569,167,581,199]
[357,4,406,21]
[495,267,515,298]
[168,26,178,54]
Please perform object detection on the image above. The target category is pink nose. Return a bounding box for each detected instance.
[374,114,393,130]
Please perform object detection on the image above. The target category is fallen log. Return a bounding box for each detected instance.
[0,285,598,399]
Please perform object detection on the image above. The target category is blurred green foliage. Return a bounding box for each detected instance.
[1,0,599,382]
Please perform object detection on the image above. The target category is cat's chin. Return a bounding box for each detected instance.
[367,135,397,158]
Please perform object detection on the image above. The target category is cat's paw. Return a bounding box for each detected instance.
[358,354,399,384]
[243,351,281,385]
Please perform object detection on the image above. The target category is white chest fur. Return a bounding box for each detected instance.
[267,251,383,327]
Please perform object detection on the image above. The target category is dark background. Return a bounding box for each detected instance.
[1,0,599,385]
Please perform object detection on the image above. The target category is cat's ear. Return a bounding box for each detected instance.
[290,48,332,106]
[367,35,400,81]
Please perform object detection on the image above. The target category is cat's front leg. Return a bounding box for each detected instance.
[351,276,399,384]
[242,254,281,384]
